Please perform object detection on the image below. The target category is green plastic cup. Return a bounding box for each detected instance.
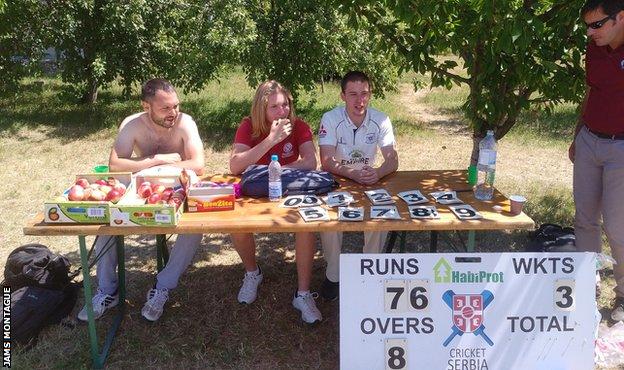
[93,165,109,173]
[467,165,477,186]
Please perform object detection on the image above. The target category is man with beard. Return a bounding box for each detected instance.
[77,78,205,322]
[570,0,624,321]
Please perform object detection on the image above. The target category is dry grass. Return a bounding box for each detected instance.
[1,76,619,369]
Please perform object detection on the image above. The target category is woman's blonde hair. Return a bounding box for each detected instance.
[250,80,295,138]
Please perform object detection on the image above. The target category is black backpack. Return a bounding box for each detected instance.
[526,224,577,253]
[3,243,79,346]
[240,164,340,197]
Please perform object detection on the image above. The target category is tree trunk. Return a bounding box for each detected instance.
[81,77,98,104]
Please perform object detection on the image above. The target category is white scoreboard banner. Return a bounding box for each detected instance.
[339,253,596,370]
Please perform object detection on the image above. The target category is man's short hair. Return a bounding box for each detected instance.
[581,0,624,16]
[340,71,371,93]
[141,78,176,102]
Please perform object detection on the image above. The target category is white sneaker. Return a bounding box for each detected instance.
[237,270,263,304]
[141,288,169,322]
[611,298,624,321]
[77,289,119,321]
[292,292,322,324]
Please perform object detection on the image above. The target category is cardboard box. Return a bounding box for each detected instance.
[109,175,185,226]
[186,182,235,212]
[44,173,133,224]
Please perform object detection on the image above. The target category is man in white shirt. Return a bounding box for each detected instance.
[318,71,399,300]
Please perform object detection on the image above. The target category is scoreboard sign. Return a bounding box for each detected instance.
[339,253,595,370]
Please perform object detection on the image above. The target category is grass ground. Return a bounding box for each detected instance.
[0,71,618,369]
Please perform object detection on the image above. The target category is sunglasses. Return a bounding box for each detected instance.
[586,15,615,29]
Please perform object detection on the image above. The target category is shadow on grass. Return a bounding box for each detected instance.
[523,189,575,227]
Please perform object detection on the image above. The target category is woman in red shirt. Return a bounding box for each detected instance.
[229,80,321,324]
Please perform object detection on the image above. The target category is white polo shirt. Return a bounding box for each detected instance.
[318,106,395,170]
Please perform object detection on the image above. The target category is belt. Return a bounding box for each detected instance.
[587,127,624,140]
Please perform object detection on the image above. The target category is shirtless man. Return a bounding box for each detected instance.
[77,78,205,322]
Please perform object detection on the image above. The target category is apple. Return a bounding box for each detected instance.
[89,183,100,190]
[99,185,112,195]
[161,187,174,201]
[75,178,90,188]
[68,185,85,201]
[105,189,123,203]
[95,179,107,186]
[90,189,106,201]
[151,184,166,194]
[112,183,126,195]
[147,192,161,204]
[83,187,93,200]
[138,183,152,198]
[107,177,119,187]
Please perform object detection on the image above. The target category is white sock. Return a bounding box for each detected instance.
[297,290,310,297]
[246,267,260,276]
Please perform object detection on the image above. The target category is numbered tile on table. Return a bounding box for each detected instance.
[298,206,330,222]
[365,189,395,205]
[281,195,323,208]
[370,205,402,220]
[324,191,355,207]
[398,190,428,205]
[408,205,440,219]
[338,207,364,221]
[449,204,483,220]
[429,191,463,205]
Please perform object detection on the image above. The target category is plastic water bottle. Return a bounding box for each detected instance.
[474,130,497,201]
[268,154,282,202]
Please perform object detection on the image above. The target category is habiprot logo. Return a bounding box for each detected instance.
[433,257,504,284]
[442,290,494,347]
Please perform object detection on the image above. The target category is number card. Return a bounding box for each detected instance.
[338,207,364,222]
[408,205,440,220]
[398,190,428,205]
[281,195,322,208]
[340,253,596,370]
[430,191,463,205]
[298,206,330,222]
[385,339,408,370]
[324,191,355,207]
[365,189,395,205]
[449,204,483,220]
[371,205,402,220]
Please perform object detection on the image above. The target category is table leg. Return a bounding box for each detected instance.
[156,234,168,271]
[78,236,101,368]
[79,235,126,369]
[385,231,398,253]
[398,231,407,253]
[467,230,476,252]
[430,231,438,253]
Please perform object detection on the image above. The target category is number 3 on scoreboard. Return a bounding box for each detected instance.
[554,279,575,311]
[385,339,408,370]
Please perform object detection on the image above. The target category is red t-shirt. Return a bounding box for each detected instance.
[582,41,624,135]
[233,117,313,165]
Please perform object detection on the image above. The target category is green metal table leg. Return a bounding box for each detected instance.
[156,235,168,271]
[467,230,476,252]
[79,236,103,369]
[79,235,126,369]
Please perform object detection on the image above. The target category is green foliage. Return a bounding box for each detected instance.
[242,0,400,96]
[44,0,251,103]
[0,0,48,96]
[343,0,587,139]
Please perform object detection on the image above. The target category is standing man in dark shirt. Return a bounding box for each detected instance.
[570,0,624,321]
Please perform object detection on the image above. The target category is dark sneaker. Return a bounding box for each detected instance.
[611,297,624,321]
[321,278,339,301]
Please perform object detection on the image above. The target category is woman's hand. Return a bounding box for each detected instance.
[268,118,292,145]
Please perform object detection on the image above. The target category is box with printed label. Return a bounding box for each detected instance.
[109,175,186,226]
[44,173,133,224]
[186,182,235,212]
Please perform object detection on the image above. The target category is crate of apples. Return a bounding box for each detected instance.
[136,181,185,208]
[67,177,127,203]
